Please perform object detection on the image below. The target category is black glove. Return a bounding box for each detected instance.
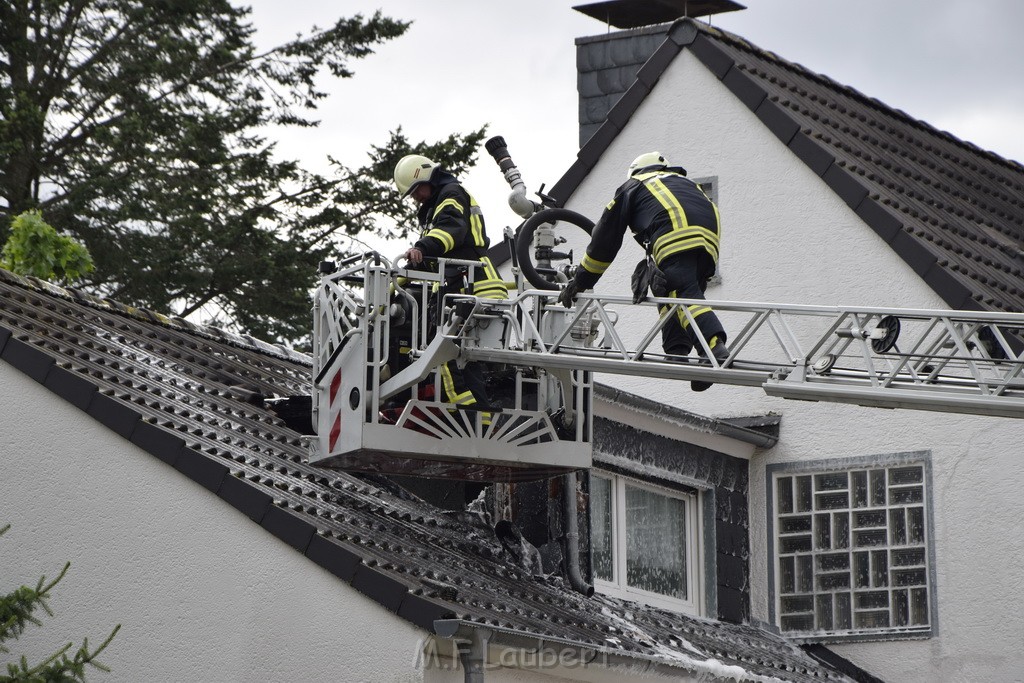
[558,280,581,308]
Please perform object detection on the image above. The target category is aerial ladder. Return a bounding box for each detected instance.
[306,138,1024,482]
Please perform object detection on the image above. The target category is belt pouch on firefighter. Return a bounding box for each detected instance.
[631,256,669,304]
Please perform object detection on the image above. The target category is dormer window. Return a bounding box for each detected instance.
[591,472,703,615]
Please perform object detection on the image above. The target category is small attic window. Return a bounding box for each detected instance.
[693,176,722,286]
[694,176,718,204]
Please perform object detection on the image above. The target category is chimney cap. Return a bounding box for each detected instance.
[573,0,746,29]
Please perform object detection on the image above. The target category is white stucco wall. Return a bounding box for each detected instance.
[554,47,1024,682]
[0,360,428,683]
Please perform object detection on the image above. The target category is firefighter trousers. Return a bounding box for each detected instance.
[656,250,727,357]
[435,257,507,421]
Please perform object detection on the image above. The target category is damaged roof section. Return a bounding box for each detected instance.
[562,18,1024,315]
[0,268,855,681]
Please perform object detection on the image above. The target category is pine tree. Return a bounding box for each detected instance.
[0,524,120,683]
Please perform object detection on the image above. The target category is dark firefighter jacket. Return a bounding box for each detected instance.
[574,166,721,291]
[412,170,506,299]
[414,170,489,261]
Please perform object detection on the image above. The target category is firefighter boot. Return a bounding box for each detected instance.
[690,341,730,392]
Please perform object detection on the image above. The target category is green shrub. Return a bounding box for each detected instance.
[0,211,94,282]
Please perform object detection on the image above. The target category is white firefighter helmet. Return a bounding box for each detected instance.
[627,152,668,178]
[394,154,439,197]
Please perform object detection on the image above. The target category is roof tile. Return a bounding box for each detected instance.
[352,563,414,613]
[261,503,317,553]
[689,32,733,79]
[1,336,54,384]
[306,532,362,581]
[855,198,905,243]
[755,98,800,145]
[43,365,98,411]
[131,421,185,466]
[822,164,869,210]
[788,131,835,176]
[175,446,230,493]
[606,81,650,130]
[86,392,141,438]
[722,66,767,110]
[636,40,682,87]
[218,473,274,523]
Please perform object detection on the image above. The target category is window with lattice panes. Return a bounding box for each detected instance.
[591,473,702,615]
[767,453,935,640]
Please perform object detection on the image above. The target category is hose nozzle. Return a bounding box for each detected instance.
[485,135,537,218]
[486,135,523,188]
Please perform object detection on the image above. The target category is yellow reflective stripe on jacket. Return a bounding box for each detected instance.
[581,253,611,275]
[425,228,456,252]
[470,199,485,247]
[472,256,508,299]
[481,256,500,279]
[653,226,720,263]
[433,198,464,218]
[644,178,688,234]
[473,280,508,299]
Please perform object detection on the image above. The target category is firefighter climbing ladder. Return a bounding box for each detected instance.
[307,252,1024,480]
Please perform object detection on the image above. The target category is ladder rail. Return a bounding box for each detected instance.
[454,290,1024,416]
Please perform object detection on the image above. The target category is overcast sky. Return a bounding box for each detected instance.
[244,0,1024,252]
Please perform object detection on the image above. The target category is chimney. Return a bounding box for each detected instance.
[571,0,745,146]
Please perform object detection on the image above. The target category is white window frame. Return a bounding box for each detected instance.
[592,473,704,616]
[691,175,721,286]
[767,452,937,642]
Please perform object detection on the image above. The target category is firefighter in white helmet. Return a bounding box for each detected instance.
[559,152,729,392]
[393,153,506,418]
